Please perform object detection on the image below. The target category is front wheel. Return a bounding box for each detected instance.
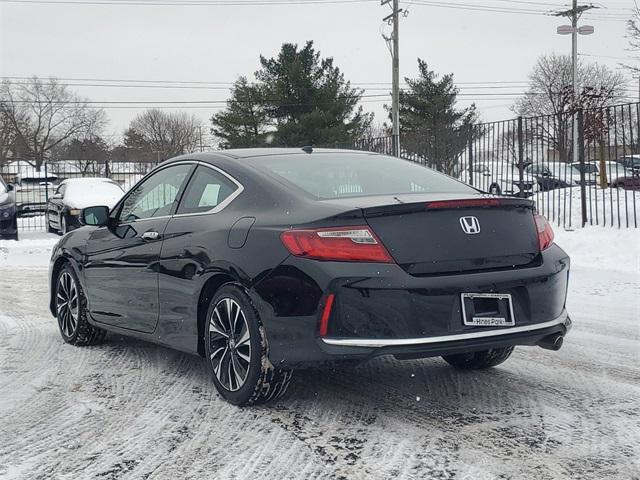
[205,285,292,406]
[442,347,514,370]
[55,264,106,346]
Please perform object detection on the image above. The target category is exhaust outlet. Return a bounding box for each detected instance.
[537,334,564,351]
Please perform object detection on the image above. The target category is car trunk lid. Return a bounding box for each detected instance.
[325,194,540,275]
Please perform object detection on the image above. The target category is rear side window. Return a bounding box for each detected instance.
[247,153,472,199]
[177,165,239,215]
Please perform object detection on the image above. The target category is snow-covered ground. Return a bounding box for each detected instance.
[0,227,638,479]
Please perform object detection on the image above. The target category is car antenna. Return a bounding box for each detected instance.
[301,146,313,154]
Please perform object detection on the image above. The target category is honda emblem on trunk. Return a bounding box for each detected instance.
[459,216,481,235]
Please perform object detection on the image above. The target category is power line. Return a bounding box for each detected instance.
[0,75,530,86]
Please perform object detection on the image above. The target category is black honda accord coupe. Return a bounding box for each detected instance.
[49,148,571,406]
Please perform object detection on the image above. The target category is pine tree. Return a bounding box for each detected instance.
[398,59,476,173]
[210,77,271,149]
[210,41,371,148]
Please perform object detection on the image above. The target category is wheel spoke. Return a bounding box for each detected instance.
[224,298,233,332]
[237,326,250,348]
[232,304,241,335]
[210,309,229,338]
[230,354,244,389]
[236,349,250,363]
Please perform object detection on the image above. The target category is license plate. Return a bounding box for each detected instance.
[461,293,515,327]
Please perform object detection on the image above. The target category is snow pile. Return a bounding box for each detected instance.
[534,186,640,229]
[63,178,124,209]
[554,227,640,274]
[0,233,58,268]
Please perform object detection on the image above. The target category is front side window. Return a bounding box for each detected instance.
[177,165,239,215]
[118,164,193,222]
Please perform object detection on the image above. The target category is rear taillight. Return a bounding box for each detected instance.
[534,214,554,251]
[280,226,393,263]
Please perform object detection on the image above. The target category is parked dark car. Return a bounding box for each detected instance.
[525,162,582,191]
[0,175,18,240]
[47,178,124,235]
[616,155,640,173]
[48,149,571,406]
[610,172,640,191]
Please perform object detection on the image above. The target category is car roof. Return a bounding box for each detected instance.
[165,148,379,165]
[211,147,374,159]
[61,177,118,185]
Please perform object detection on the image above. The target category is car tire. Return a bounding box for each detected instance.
[204,285,292,406]
[55,264,106,346]
[442,347,514,370]
[489,183,501,195]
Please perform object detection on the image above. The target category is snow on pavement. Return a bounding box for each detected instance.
[0,228,638,479]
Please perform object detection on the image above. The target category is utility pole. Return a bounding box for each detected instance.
[555,1,596,166]
[382,0,405,157]
[556,1,595,227]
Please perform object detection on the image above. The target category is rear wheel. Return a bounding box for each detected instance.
[442,347,514,370]
[205,285,292,406]
[55,264,106,346]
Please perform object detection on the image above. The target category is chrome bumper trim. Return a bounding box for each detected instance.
[321,311,570,348]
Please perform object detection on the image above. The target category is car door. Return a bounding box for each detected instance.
[82,162,195,333]
[156,164,243,352]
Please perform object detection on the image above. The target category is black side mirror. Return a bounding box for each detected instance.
[5,184,13,192]
[80,205,110,226]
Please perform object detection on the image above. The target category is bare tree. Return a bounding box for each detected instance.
[0,77,105,170]
[127,109,202,161]
[626,4,640,73]
[513,54,627,161]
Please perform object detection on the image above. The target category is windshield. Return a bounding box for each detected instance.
[248,153,474,199]
[0,177,6,193]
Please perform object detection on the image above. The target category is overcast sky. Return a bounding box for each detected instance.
[0,0,636,144]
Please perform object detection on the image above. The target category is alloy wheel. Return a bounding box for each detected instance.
[208,298,252,392]
[57,272,79,337]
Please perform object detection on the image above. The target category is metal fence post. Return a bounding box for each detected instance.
[44,161,49,205]
[577,109,588,227]
[517,116,525,198]
[468,125,474,186]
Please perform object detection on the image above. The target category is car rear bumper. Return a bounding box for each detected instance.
[319,310,570,362]
[256,244,571,368]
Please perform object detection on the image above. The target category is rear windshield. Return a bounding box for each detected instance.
[248,153,473,199]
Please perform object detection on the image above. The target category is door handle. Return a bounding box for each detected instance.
[141,230,161,241]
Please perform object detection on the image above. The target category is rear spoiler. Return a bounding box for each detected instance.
[363,197,535,218]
